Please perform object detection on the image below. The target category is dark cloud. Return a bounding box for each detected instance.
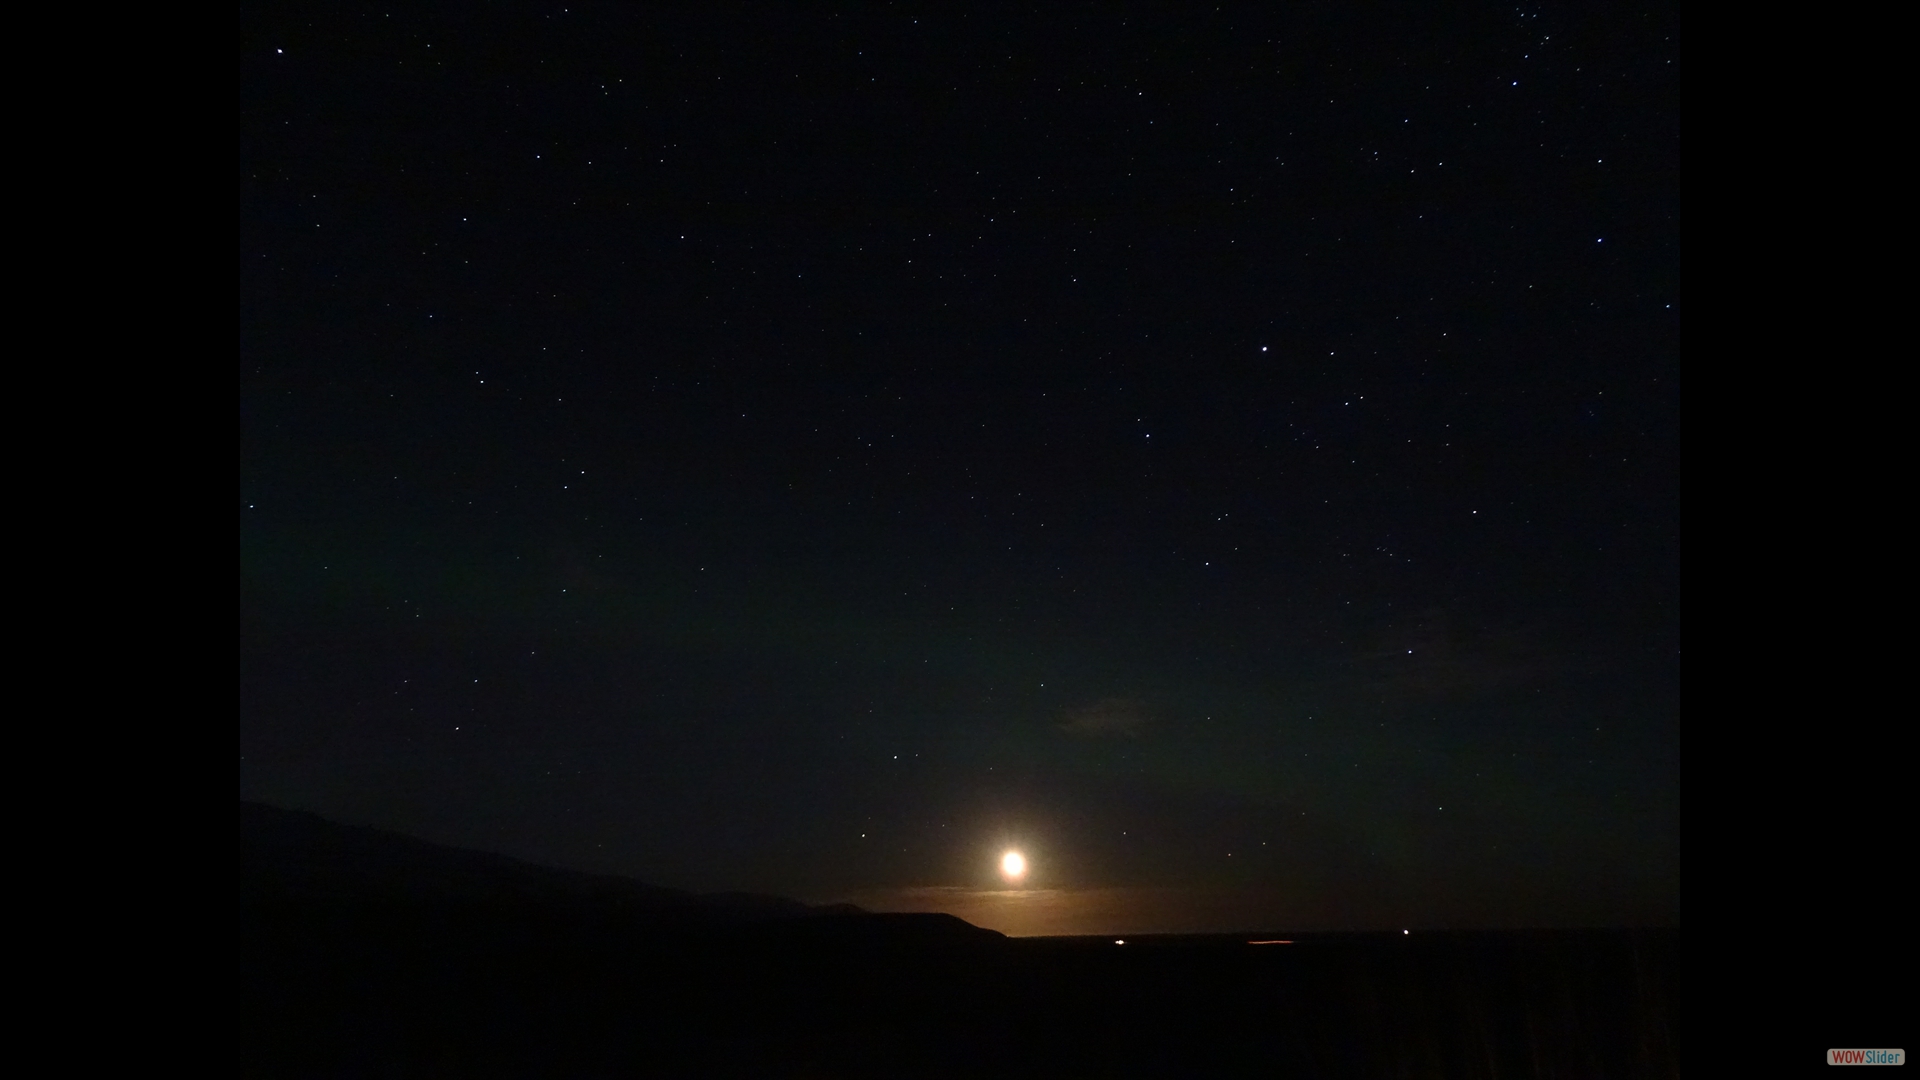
[1060,697,1150,738]
[1355,609,1588,700]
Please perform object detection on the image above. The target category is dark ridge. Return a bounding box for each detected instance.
[241,800,840,924]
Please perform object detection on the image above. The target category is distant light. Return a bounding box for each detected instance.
[1114,939,1125,945]
[1001,851,1027,879]
[1403,929,1410,935]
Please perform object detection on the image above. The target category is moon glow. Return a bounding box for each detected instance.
[1000,851,1027,880]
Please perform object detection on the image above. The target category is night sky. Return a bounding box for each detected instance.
[240,1,1680,935]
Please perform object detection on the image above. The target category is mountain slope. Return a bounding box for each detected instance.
[240,801,842,924]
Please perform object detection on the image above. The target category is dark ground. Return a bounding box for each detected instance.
[242,804,1678,1078]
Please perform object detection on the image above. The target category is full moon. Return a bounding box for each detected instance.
[1001,851,1027,880]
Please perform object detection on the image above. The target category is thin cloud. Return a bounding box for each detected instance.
[1357,609,1586,699]
[1060,697,1150,738]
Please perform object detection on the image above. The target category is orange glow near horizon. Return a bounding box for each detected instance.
[1000,851,1026,880]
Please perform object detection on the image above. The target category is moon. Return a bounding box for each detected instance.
[1000,851,1027,880]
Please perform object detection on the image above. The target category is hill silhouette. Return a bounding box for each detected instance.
[241,803,1676,1077]
[242,801,879,927]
